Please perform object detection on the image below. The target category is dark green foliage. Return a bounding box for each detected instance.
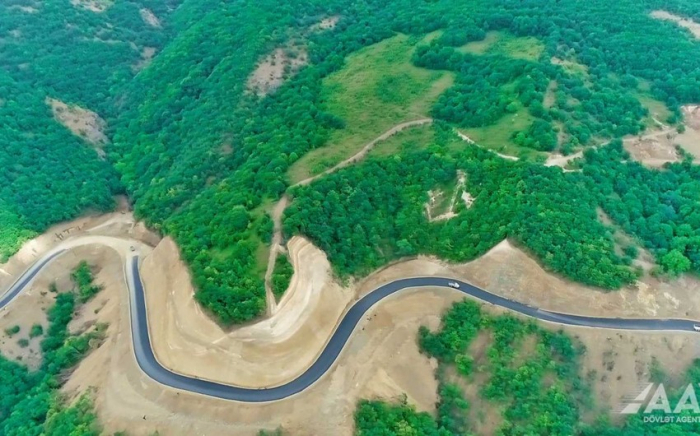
[103,0,700,322]
[17,339,29,349]
[513,119,558,151]
[286,129,638,289]
[11,0,700,322]
[111,0,405,323]
[0,357,36,421]
[257,429,286,436]
[29,324,44,339]
[0,283,104,435]
[581,141,700,276]
[0,0,181,260]
[271,255,294,300]
[358,300,588,435]
[71,261,103,303]
[43,393,100,436]
[5,325,20,337]
[419,300,587,436]
[360,300,700,436]
[354,399,451,436]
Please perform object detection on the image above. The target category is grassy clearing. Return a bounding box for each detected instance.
[432,181,458,216]
[543,80,557,108]
[635,93,673,127]
[368,123,436,157]
[287,33,455,183]
[458,31,501,54]
[459,31,545,61]
[461,108,545,160]
[253,236,270,279]
[551,57,589,79]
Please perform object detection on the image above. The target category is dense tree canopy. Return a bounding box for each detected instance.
[6,0,700,324]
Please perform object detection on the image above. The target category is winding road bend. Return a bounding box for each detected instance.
[2,247,699,402]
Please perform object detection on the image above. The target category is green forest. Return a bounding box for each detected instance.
[108,0,700,323]
[5,0,700,324]
[0,0,179,261]
[4,0,700,433]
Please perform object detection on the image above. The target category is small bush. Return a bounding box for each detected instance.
[5,325,20,337]
[29,324,44,338]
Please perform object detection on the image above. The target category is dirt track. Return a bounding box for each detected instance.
[264,119,433,307]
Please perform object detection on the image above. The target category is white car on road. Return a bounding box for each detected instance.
[448,282,460,289]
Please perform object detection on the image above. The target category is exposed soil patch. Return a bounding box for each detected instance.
[70,0,112,13]
[543,80,557,108]
[10,5,39,13]
[651,10,700,39]
[132,47,156,72]
[682,104,700,129]
[139,8,161,28]
[675,104,700,159]
[623,133,680,168]
[47,98,108,151]
[545,150,583,168]
[457,130,519,161]
[570,329,698,422]
[425,171,472,222]
[310,16,340,32]
[4,214,700,434]
[247,46,308,97]
[551,56,589,78]
[597,209,655,273]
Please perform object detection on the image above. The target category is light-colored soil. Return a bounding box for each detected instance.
[70,0,112,13]
[139,8,161,28]
[0,209,155,367]
[543,80,557,108]
[4,210,700,434]
[10,5,39,13]
[424,171,471,222]
[457,130,519,160]
[623,133,680,167]
[142,236,355,387]
[570,328,698,421]
[247,46,308,97]
[651,10,700,39]
[310,16,340,32]
[545,150,583,168]
[263,196,289,314]
[132,47,156,72]
[455,239,700,319]
[47,98,108,150]
[65,283,452,436]
[676,105,700,159]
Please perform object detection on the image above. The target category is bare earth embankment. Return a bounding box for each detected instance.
[2,212,700,435]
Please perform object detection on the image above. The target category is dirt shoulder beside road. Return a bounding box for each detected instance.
[3,214,700,434]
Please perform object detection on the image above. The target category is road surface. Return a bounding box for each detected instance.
[2,248,698,402]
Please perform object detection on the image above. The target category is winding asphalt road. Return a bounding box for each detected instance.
[2,248,699,402]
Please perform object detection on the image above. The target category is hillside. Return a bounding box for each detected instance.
[4,0,700,433]
[107,0,700,324]
[0,0,178,260]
